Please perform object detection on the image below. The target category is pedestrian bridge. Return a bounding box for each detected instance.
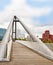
[0,16,53,63]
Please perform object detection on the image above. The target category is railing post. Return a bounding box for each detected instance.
[12,21,14,41]
[15,21,16,40]
[12,16,17,41]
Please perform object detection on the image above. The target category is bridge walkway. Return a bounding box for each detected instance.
[0,42,53,65]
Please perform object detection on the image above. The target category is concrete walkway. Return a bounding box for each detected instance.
[0,42,53,65]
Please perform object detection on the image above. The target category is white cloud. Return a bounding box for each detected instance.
[33,0,52,2]
[25,6,52,17]
[31,25,53,38]
[0,0,53,37]
[0,0,52,20]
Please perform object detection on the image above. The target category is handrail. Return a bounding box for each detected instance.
[2,20,13,44]
[0,16,53,61]
[0,19,13,61]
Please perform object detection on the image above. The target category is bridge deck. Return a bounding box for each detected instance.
[0,42,53,65]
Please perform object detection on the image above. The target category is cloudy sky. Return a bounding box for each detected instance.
[0,0,53,38]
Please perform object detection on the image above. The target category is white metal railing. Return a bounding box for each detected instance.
[0,16,53,61]
[0,19,13,61]
[16,16,53,60]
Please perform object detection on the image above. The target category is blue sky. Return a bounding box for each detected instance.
[0,0,10,11]
[26,0,53,25]
[0,0,53,26]
[27,0,53,8]
[0,0,53,37]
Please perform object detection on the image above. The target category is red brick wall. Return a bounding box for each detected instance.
[42,30,53,42]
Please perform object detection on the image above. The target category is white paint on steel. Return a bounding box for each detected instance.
[0,16,53,61]
[16,40,53,60]
[0,19,13,61]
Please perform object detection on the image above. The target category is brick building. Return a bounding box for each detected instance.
[42,30,53,42]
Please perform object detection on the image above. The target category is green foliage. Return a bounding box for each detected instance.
[15,38,28,41]
[43,39,52,43]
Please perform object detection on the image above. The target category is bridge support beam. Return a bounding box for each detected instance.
[12,16,20,41]
[12,17,17,41]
